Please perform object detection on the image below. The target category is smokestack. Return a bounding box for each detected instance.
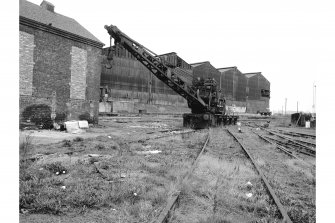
[40,1,55,13]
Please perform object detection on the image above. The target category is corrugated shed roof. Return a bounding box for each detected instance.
[217,66,236,73]
[244,72,261,78]
[19,0,103,44]
[190,61,209,68]
[157,52,176,57]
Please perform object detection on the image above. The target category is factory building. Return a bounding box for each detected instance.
[190,61,221,84]
[100,46,191,114]
[100,43,271,114]
[19,0,104,124]
[217,67,248,113]
[244,72,270,113]
[217,68,270,114]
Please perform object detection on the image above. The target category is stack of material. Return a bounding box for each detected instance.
[64,120,89,134]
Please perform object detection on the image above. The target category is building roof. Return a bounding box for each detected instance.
[244,72,261,78]
[217,66,236,73]
[157,52,177,57]
[19,0,103,44]
[190,61,210,68]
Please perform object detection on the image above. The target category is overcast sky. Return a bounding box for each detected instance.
[26,0,334,112]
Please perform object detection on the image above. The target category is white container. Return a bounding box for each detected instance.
[305,121,310,128]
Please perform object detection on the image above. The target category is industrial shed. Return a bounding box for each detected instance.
[100,46,190,113]
[217,66,248,113]
[244,72,270,113]
[190,61,221,84]
[19,0,104,124]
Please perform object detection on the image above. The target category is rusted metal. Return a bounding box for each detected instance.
[226,129,293,223]
[104,24,238,129]
[154,133,210,223]
[265,136,315,157]
[262,128,315,156]
[251,129,300,159]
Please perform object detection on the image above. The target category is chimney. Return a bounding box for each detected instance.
[40,1,55,13]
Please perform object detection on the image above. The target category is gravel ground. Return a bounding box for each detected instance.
[19,115,316,223]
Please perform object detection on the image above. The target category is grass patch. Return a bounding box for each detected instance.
[73,137,84,142]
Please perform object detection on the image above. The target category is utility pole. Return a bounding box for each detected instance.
[297,101,298,113]
[314,84,316,113]
[285,98,287,115]
[314,85,316,113]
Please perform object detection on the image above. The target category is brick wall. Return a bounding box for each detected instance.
[19,31,35,96]
[19,24,102,123]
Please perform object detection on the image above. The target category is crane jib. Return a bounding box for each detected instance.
[104,24,207,112]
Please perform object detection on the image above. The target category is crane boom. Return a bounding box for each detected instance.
[104,25,207,112]
[104,24,238,128]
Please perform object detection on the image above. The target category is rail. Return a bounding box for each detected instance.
[153,133,210,223]
[226,129,293,223]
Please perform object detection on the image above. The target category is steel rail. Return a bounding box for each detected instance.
[264,135,315,157]
[251,129,301,160]
[226,129,293,223]
[274,130,316,147]
[261,128,315,153]
[134,129,197,143]
[153,133,210,223]
[277,129,316,139]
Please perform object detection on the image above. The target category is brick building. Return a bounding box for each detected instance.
[19,0,104,124]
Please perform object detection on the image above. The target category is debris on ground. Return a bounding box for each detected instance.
[64,120,88,134]
[246,193,253,198]
[136,150,162,155]
[88,154,101,158]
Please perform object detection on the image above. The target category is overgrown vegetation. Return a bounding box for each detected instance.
[21,104,53,129]
[79,112,98,124]
[19,132,206,221]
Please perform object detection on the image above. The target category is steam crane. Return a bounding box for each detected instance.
[104,24,238,128]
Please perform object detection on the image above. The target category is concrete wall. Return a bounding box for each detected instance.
[19,24,102,122]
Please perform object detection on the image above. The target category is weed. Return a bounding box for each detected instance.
[197,216,232,223]
[95,144,106,150]
[19,134,33,161]
[110,142,120,150]
[44,162,67,174]
[62,140,72,147]
[73,137,84,142]
[21,104,53,129]
[97,161,109,170]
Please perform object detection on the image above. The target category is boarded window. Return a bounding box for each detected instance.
[19,31,35,96]
[70,46,87,99]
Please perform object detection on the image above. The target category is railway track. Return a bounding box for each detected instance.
[244,123,315,157]
[226,129,293,223]
[251,129,314,167]
[131,129,198,143]
[153,133,210,223]
[153,127,295,223]
[261,128,315,157]
[276,129,316,140]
